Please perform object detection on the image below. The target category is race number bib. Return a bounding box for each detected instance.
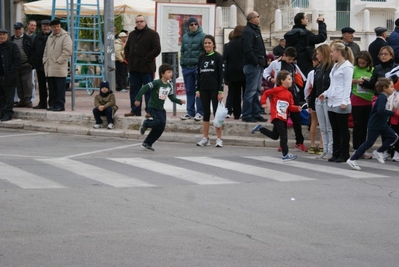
[158,87,170,100]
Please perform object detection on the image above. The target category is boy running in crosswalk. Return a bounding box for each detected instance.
[135,64,186,151]
[252,70,302,161]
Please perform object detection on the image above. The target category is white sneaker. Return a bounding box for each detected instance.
[215,138,223,148]
[93,124,103,129]
[322,153,332,160]
[392,151,399,162]
[180,114,192,120]
[107,123,114,129]
[194,113,203,121]
[382,151,390,161]
[372,150,385,164]
[346,158,361,170]
[196,137,210,146]
[316,151,328,159]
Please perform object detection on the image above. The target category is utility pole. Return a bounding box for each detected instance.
[104,0,115,89]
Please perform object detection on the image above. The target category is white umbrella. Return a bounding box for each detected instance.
[23,0,155,16]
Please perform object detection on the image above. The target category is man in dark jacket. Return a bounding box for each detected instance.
[341,27,360,58]
[124,15,161,117]
[284,12,326,77]
[272,38,286,58]
[241,11,267,123]
[368,27,388,67]
[0,28,21,121]
[11,22,33,108]
[388,18,399,64]
[31,19,52,109]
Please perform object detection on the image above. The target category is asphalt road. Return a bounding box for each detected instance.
[0,128,398,267]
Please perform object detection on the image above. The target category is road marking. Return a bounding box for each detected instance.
[0,132,49,138]
[0,162,66,189]
[110,158,239,185]
[245,156,389,179]
[61,144,140,159]
[178,157,315,182]
[38,158,155,188]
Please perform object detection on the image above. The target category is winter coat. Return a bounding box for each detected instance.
[387,27,399,63]
[0,40,21,86]
[284,22,327,76]
[10,33,34,66]
[242,22,267,67]
[115,38,125,62]
[180,26,206,68]
[43,28,72,77]
[223,36,245,82]
[362,60,398,93]
[124,25,161,74]
[94,91,118,113]
[368,37,387,66]
[31,31,51,71]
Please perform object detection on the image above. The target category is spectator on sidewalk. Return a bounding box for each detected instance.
[387,18,399,64]
[341,27,360,58]
[11,22,34,108]
[180,17,206,121]
[115,32,128,92]
[368,27,388,66]
[0,28,21,122]
[272,38,286,58]
[26,19,37,105]
[241,11,267,123]
[31,19,52,109]
[93,81,118,130]
[43,19,73,111]
[124,15,161,118]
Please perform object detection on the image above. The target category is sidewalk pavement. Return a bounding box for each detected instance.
[0,89,315,149]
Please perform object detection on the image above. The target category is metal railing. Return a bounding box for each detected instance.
[291,0,310,8]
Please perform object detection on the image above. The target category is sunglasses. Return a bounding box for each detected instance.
[189,23,198,26]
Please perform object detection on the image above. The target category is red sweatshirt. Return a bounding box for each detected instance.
[261,85,300,122]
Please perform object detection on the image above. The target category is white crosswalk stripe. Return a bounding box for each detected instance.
[245,156,389,179]
[38,158,156,188]
[109,158,239,185]
[0,162,66,189]
[178,157,315,182]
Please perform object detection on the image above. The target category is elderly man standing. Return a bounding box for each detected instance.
[368,27,388,66]
[32,19,52,109]
[124,15,161,117]
[241,11,267,123]
[179,17,206,121]
[11,22,33,108]
[43,19,72,111]
[0,28,21,121]
[341,27,360,58]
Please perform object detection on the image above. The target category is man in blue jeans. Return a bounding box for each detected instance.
[241,11,267,123]
[180,17,205,121]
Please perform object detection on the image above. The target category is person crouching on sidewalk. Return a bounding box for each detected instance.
[93,81,118,129]
[135,63,186,151]
[252,70,302,161]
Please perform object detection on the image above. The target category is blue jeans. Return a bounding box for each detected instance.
[315,99,333,154]
[129,71,152,116]
[143,107,166,146]
[182,67,203,116]
[242,64,262,119]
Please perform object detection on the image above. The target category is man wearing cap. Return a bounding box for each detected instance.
[0,28,21,121]
[115,31,128,92]
[31,19,52,109]
[341,27,360,58]
[11,22,34,108]
[387,18,399,64]
[272,38,286,58]
[43,19,72,111]
[368,27,388,66]
[179,16,206,121]
[124,15,161,117]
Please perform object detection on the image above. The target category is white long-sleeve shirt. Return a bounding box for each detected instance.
[322,60,353,107]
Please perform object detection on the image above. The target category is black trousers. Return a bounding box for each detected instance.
[351,105,372,150]
[36,70,48,108]
[115,61,127,90]
[228,81,245,120]
[328,111,350,159]
[260,119,289,156]
[143,107,166,146]
[93,107,114,124]
[47,77,66,109]
[0,77,14,117]
[289,90,304,144]
[199,90,218,122]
